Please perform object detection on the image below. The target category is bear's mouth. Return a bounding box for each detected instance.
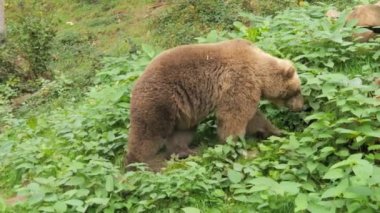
[283,91,304,112]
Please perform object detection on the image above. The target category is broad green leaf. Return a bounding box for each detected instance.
[359,125,380,138]
[248,177,283,195]
[344,186,373,198]
[212,189,225,197]
[346,202,362,213]
[320,146,335,153]
[233,195,249,202]
[65,199,84,207]
[38,206,55,212]
[54,201,67,213]
[352,160,373,181]
[304,112,328,122]
[369,167,380,185]
[227,169,243,184]
[232,163,243,172]
[348,153,363,161]
[76,189,90,197]
[279,181,300,195]
[182,207,201,213]
[86,197,109,206]
[323,168,344,180]
[302,182,315,192]
[34,177,55,185]
[307,202,334,213]
[374,50,380,60]
[321,187,342,199]
[348,78,362,87]
[368,145,380,151]
[295,193,308,212]
[331,160,352,169]
[333,128,359,136]
[248,177,278,186]
[105,175,114,192]
[29,192,45,205]
[336,149,349,157]
[281,135,300,150]
[65,176,85,186]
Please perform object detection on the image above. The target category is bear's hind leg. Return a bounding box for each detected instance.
[166,130,197,159]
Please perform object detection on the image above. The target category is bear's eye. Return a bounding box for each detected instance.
[286,89,301,98]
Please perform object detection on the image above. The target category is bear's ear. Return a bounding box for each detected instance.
[281,60,295,79]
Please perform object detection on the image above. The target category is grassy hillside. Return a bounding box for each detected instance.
[1,0,380,212]
[1,0,158,111]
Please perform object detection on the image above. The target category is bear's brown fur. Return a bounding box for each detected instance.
[165,129,196,159]
[125,39,303,171]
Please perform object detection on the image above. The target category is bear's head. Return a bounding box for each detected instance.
[260,59,304,112]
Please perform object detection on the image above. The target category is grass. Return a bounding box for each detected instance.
[5,0,159,116]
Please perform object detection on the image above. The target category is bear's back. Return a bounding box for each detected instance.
[131,39,257,128]
[149,39,253,69]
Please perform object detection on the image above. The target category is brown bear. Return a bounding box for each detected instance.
[125,39,304,171]
[326,2,380,42]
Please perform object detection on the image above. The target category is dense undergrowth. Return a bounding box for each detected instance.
[1,1,380,213]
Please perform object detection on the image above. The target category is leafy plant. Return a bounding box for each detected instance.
[12,14,57,80]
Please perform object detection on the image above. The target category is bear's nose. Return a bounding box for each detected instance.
[290,104,304,112]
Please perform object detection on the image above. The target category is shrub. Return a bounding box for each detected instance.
[12,15,57,80]
[0,1,57,98]
[150,0,245,47]
[243,0,297,15]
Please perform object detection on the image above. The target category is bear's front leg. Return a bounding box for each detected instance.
[216,101,258,142]
[246,110,283,139]
[125,136,167,172]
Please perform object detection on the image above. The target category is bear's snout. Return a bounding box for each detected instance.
[286,94,304,112]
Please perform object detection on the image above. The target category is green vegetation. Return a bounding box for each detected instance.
[1,0,380,212]
[150,0,245,48]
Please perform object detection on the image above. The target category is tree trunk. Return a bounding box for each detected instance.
[0,0,5,43]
